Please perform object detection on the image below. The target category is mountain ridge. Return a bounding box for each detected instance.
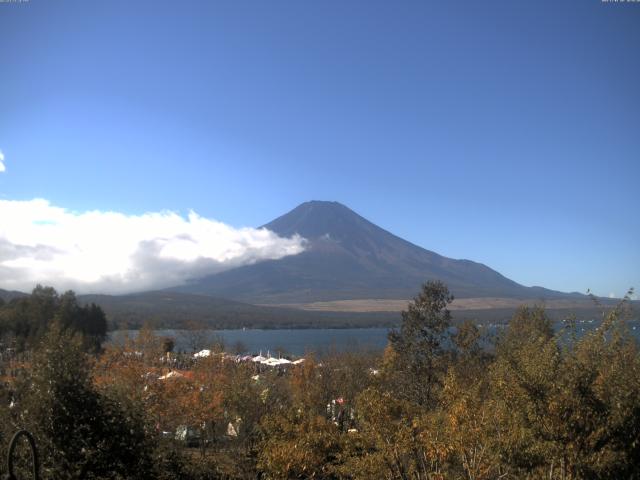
[0,288,28,302]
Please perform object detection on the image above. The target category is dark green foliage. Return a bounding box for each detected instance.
[0,285,107,352]
[160,336,175,353]
[2,285,59,349]
[12,325,153,480]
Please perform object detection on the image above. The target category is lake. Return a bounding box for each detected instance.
[109,328,391,356]
[109,320,640,356]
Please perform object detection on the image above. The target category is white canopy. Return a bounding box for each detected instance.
[262,357,292,366]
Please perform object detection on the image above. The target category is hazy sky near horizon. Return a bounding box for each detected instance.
[0,0,638,297]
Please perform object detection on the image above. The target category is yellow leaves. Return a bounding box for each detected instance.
[381,344,398,370]
[258,409,344,480]
[413,412,453,462]
[447,411,459,431]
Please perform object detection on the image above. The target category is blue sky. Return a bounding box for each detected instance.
[0,0,638,297]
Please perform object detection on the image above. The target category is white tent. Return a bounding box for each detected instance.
[193,349,211,358]
[262,357,292,366]
[261,357,280,366]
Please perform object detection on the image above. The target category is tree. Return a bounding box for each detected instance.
[160,336,175,354]
[0,286,107,352]
[387,280,453,406]
[258,408,344,479]
[0,285,58,349]
[441,368,497,480]
[489,304,640,479]
[56,291,108,353]
[15,324,153,479]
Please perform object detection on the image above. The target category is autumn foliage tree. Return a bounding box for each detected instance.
[489,304,640,479]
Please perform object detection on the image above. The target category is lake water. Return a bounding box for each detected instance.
[110,328,391,356]
[109,320,640,357]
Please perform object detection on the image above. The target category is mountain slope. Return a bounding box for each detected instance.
[177,201,577,303]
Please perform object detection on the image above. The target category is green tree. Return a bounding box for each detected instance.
[0,286,107,352]
[387,280,453,406]
[55,291,108,353]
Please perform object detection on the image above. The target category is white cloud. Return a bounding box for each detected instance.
[0,150,5,172]
[0,198,306,294]
[608,292,616,299]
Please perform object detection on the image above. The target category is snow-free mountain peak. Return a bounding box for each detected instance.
[176,201,575,304]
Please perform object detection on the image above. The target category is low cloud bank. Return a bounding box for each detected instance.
[0,199,306,294]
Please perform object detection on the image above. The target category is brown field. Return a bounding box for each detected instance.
[263,297,611,313]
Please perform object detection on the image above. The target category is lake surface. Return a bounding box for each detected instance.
[110,328,391,356]
[109,320,640,357]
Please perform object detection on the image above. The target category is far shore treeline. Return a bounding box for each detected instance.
[0,285,107,352]
[0,281,638,479]
[2,285,635,333]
